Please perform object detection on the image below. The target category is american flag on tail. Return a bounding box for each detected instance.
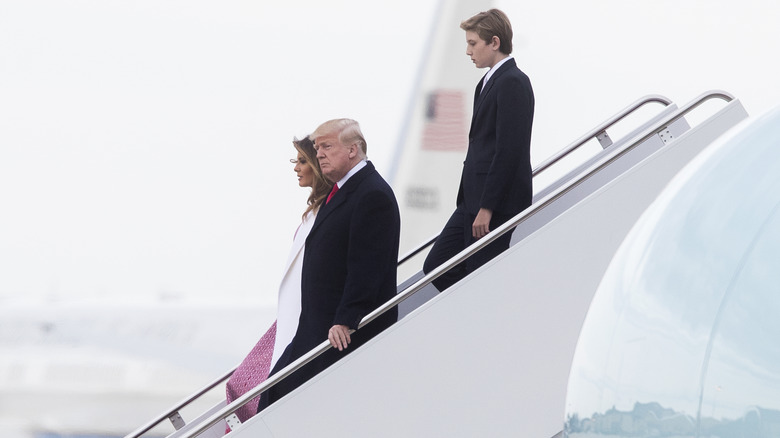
[421,90,468,152]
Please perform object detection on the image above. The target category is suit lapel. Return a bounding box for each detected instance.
[471,58,516,126]
[308,162,375,237]
[473,73,488,113]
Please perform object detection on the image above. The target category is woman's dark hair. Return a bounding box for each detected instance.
[293,136,332,218]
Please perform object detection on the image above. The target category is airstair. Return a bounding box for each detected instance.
[125,91,748,438]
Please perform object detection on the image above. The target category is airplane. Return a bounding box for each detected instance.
[118,90,771,438]
[3,0,780,437]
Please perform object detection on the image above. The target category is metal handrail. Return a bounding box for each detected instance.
[393,94,672,265]
[125,239,441,437]
[533,94,672,175]
[126,232,441,438]
[397,234,438,265]
[124,367,237,438]
[167,90,733,438]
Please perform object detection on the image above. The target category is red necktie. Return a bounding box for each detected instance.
[326,184,339,204]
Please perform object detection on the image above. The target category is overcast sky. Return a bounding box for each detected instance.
[2,0,779,306]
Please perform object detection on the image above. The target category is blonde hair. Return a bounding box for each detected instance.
[312,118,367,159]
[293,136,332,218]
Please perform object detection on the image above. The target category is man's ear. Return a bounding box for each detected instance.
[491,35,501,50]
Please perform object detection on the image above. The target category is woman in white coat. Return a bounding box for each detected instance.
[225,136,332,425]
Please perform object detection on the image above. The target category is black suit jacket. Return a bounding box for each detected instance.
[457,58,534,217]
[261,161,400,408]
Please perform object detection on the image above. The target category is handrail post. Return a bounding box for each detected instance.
[168,412,186,430]
[595,130,613,148]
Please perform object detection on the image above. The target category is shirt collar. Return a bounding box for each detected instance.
[483,55,513,87]
[336,159,367,188]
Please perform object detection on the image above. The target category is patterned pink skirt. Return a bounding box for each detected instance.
[225,321,277,428]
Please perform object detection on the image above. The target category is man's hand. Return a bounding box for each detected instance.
[328,324,352,351]
[472,208,493,239]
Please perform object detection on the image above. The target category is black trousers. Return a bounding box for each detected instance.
[422,205,513,291]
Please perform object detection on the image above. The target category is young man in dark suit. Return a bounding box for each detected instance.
[258,119,400,411]
[423,8,535,291]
